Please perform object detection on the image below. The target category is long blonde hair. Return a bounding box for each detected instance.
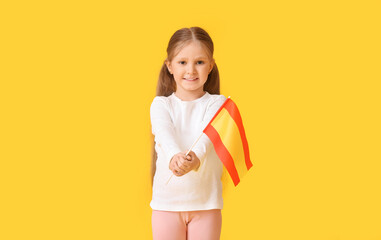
[150,26,221,186]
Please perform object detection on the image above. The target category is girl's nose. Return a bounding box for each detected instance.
[187,65,196,74]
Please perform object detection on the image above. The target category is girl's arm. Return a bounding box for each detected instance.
[150,97,182,167]
[192,95,227,171]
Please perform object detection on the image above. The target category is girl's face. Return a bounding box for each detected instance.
[166,41,215,98]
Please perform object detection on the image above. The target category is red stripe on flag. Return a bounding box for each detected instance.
[224,100,253,170]
[204,124,240,186]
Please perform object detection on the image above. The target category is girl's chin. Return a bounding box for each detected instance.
[182,87,204,92]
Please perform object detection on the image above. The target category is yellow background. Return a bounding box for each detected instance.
[1,0,380,239]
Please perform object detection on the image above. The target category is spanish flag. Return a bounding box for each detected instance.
[203,97,253,186]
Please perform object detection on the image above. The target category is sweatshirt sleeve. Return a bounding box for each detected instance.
[192,95,227,172]
[150,97,182,167]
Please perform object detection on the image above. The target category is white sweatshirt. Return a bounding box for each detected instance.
[150,91,227,211]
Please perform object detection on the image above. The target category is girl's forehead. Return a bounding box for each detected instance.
[173,42,211,59]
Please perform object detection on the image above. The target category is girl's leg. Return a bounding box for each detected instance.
[187,209,222,240]
[151,210,187,240]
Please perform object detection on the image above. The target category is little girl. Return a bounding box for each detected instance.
[150,26,226,240]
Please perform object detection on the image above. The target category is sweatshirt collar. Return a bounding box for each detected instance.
[171,91,210,103]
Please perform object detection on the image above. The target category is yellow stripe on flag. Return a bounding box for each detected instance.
[210,108,248,179]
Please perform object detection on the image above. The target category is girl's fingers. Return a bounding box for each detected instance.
[175,161,186,174]
[175,169,185,176]
[172,155,194,176]
[179,157,191,169]
[173,168,180,175]
[179,158,191,169]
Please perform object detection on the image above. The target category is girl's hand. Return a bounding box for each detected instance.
[185,151,201,172]
[169,151,200,177]
[169,152,189,177]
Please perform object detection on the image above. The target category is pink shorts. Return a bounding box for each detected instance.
[151,209,222,240]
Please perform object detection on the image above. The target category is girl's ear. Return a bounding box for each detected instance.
[165,60,172,74]
[209,58,215,73]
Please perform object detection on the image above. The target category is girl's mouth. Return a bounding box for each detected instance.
[183,78,198,81]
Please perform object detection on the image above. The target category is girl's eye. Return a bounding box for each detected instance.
[178,61,204,65]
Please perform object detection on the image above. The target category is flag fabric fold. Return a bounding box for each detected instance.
[203,97,253,186]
